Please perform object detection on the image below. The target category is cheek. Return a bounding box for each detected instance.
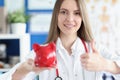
[58,16,64,26]
[77,18,82,26]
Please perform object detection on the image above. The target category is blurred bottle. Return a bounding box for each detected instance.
[9,56,19,67]
[0,43,6,62]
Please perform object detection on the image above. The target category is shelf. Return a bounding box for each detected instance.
[0,34,29,39]
[0,68,10,72]
[0,34,30,62]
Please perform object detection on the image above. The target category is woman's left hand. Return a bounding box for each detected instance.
[80,41,107,72]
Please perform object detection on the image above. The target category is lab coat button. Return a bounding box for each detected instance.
[75,74,77,77]
[56,50,59,53]
[63,72,65,74]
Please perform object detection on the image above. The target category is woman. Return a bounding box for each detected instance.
[0,0,120,80]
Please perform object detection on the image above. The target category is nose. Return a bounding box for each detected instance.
[66,13,74,22]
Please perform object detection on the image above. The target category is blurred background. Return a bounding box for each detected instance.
[0,0,120,80]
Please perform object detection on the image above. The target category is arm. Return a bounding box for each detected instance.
[104,60,120,74]
[0,50,49,80]
[12,59,48,80]
[80,41,120,74]
[80,52,120,74]
[12,59,35,80]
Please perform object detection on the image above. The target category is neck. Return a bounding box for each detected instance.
[60,34,77,54]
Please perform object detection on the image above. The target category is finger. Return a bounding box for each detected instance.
[33,67,47,74]
[36,67,53,71]
[91,40,97,53]
[80,53,89,59]
[80,58,87,64]
[27,59,34,66]
[81,63,86,67]
[81,62,89,69]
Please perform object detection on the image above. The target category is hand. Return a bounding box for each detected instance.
[12,59,55,80]
[18,59,55,74]
[80,41,107,72]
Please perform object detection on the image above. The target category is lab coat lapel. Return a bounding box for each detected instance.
[56,38,73,79]
[73,38,96,80]
[83,70,96,80]
[72,38,86,80]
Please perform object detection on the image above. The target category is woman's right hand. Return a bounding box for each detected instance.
[18,58,54,74]
[24,58,50,74]
[12,58,53,80]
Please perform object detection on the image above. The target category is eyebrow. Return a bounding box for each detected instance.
[60,8,80,12]
[60,8,68,11]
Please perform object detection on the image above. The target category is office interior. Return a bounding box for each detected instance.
[0,0,120,80]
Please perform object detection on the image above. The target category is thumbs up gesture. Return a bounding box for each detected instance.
[80,41,107,72]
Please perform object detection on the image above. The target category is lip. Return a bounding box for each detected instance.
[64,24,75,28]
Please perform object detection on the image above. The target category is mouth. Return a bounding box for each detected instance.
[64,24,75,28]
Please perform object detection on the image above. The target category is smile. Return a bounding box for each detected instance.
[64,24,75,28]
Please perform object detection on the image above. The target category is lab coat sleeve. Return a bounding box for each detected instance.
[95,42,120,65]
[95,42,120,80]
[0,50,37,80]
[113,60,120,80]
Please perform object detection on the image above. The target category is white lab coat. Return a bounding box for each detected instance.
[0,37,120,80]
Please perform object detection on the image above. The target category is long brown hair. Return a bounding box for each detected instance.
[46,0,93,43]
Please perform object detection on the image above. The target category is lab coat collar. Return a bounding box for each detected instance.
[71,37,85,54]
[56,37,65,51]
[56,37,86,56]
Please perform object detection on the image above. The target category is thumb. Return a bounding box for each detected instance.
[91,40,98,53]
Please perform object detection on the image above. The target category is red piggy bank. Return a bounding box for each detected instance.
[33,42,57,67]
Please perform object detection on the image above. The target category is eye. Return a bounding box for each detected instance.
[59,10,67,15]
[74,12,80,15]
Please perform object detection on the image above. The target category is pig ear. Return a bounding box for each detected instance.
[49,42,56,50]
[32,43,40,52]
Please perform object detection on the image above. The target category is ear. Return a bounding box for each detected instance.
[33,43,40,52]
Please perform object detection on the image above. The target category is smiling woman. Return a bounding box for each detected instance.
[57,0,83,53]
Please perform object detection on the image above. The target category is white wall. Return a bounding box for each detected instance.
[5,0,24,12]
[86,0,120,55]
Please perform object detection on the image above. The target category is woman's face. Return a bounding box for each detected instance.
[58,0,82,37]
